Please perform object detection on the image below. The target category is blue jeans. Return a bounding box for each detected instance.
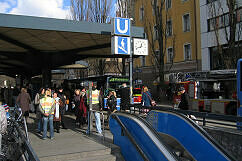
[37,116,43,132]
[94,112,102,134]
[42,115,54,139]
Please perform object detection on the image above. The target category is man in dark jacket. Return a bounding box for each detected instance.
[178,87,189,110]
[120,83,130,111]
[58,87,67,129]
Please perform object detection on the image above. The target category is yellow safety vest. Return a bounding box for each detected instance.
[92,90,99,105]
[40,97,55,114]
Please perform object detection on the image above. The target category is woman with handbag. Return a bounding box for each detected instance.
[16,87,31,122]
[53,91,62,133]
[142,86,156,113]
[142,86,152,107]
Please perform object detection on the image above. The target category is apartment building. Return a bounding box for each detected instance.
[200,0,242,71]
[133,0,201,85]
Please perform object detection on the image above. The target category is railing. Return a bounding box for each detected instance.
[111,114,149,161]
[1,107,39,161]
[15,121,40,161]
[127,104,242,129]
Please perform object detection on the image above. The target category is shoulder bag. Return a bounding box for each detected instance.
[145,92,156,106]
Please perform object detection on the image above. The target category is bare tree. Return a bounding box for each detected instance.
[70,0,123,76]
[71,0,114,22]
[208,0,241,69]
[142,0,176,99]
[116,0,134,76]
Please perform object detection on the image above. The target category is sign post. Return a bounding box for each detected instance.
[112,17,133,104]
[112,17,148,105]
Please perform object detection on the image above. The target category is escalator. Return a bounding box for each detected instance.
[109,113,186,161]
[146,110,236,161]
[109,111,236,161]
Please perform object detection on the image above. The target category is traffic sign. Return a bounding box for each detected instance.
[112,36,130,55]
[113,17,130,36]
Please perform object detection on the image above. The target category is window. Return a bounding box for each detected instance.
[237,8,242,22]
[152,0,158,15]
[207,0,217,4]
[167,47,173,63]
[166,20,172,36]
[155,50,160,58]
[208,13,230,31]
[152,6,159,16]
[139,5,144,21]
[208,18,215,31]
[184,44,191,61]
[219,14,229,28]
[183,14,190,32]
[153,25,159,40]
[166,0,172,9]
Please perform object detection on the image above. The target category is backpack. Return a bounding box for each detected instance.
[107,95,117,109]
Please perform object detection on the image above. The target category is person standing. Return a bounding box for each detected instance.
[73,89,81,126]
[16,87,31,121]
[53,91,62,133]
[12,85,20,107]
[58,87,67,129]
[35,88,45,133]
[89,83,102,135]
[39,89,55,139]
[178,87,189,110]
[107,91,117,118]
[80,87,87,127]
[142,86,152,107]
[120,83,130,111]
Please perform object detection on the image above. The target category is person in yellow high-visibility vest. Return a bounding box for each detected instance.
[39,89,55,140]
[90,83,103,135]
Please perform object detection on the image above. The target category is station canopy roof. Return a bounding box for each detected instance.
[0,13,144,77]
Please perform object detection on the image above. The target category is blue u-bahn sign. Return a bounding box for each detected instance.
[113,17,130,36]
[112,36,130,55]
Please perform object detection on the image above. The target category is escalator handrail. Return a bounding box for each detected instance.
[14,120,40,161]
[112,114,149,161]
[111,113,179,161]
[148,110,237,161]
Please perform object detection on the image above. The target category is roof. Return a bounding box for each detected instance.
[0,13,144,77]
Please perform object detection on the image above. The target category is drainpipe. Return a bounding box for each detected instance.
[194,0,199,71]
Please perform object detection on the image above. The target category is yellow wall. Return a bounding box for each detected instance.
[134,0,201,69]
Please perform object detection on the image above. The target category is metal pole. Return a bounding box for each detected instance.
[87,81,93,134]
[130,24,133,105]
[23,117,29,142]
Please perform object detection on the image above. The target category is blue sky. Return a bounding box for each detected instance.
[0,0,71,19]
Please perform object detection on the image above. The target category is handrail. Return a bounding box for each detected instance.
[5,107,40,161]
[111,113,179,161]
[147,110,236,161]
[128,104,242,129]
[111,114,149,161]
[14,121,40,161]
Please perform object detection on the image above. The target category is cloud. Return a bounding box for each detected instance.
[8,0,70,19]
[0,2,11,13]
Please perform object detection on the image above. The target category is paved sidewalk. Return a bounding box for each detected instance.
[26,113,117,161]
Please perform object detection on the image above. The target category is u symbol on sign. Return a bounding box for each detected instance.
[117,19,129,34]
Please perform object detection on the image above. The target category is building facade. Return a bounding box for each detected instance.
[200,0,242,71]
[133,0,201,90]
